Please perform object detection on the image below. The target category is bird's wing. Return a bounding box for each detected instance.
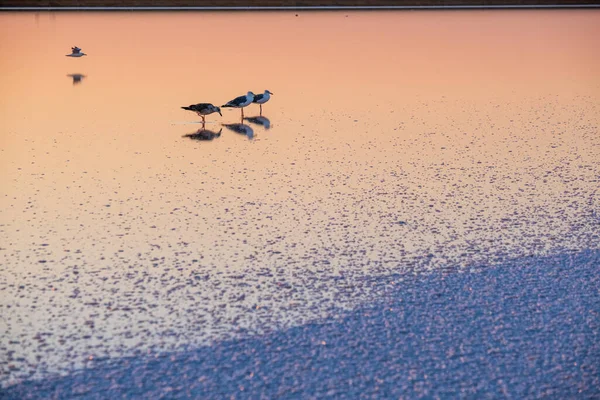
[226,95,247,106]
[253,94,264,103]
[192,103,213,110]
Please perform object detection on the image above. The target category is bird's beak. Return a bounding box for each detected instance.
[218,110,222,116]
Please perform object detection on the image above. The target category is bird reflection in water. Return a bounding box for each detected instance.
[244,116,271,130]
[67,73,86,85]
[222,123,254,140]
[183,128,222,141]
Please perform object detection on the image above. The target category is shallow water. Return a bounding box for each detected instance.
[1,10,599,387]
[5,251,599,399]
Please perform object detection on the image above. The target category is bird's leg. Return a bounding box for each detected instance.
[202,115,206,124]
[260,104,262,116]
[241,108,244,119]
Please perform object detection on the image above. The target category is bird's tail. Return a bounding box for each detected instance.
[181,106,193,111]
[221,104,233,108]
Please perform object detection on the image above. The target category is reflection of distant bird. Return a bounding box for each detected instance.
[66,46,86,57]
[244,116,271,130]
[253,90,273,114]
[183,128,222,141]
[222,91,255,118]
[67,73,86,85]
[222,123,254,140]
[181,103,222,124]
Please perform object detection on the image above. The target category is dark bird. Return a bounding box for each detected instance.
[252,90,273,115]
[183,128,222,141]
[222,91,255,118]
[181,103,222,124]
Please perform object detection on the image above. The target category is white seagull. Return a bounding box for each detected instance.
[252,90,273,114]
[222,91,255,118]
[66,46,87,57]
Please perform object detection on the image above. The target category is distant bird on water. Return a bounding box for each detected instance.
[222,91,255,118]
[253,90,273,114]
[181,103,222,124]
[66,46,86,57]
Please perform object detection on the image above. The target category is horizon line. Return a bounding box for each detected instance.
[2,4,600,11]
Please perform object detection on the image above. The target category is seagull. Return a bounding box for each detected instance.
[252,90,273,115]
[244,116,271,130]
[183,128,222,141]
[181,103,222,124]
[222,123,254,140]
[67,73,86,85]
[222,91,255,118]
[66,46,86,57]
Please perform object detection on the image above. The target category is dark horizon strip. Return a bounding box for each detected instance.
[2,4,600,10]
